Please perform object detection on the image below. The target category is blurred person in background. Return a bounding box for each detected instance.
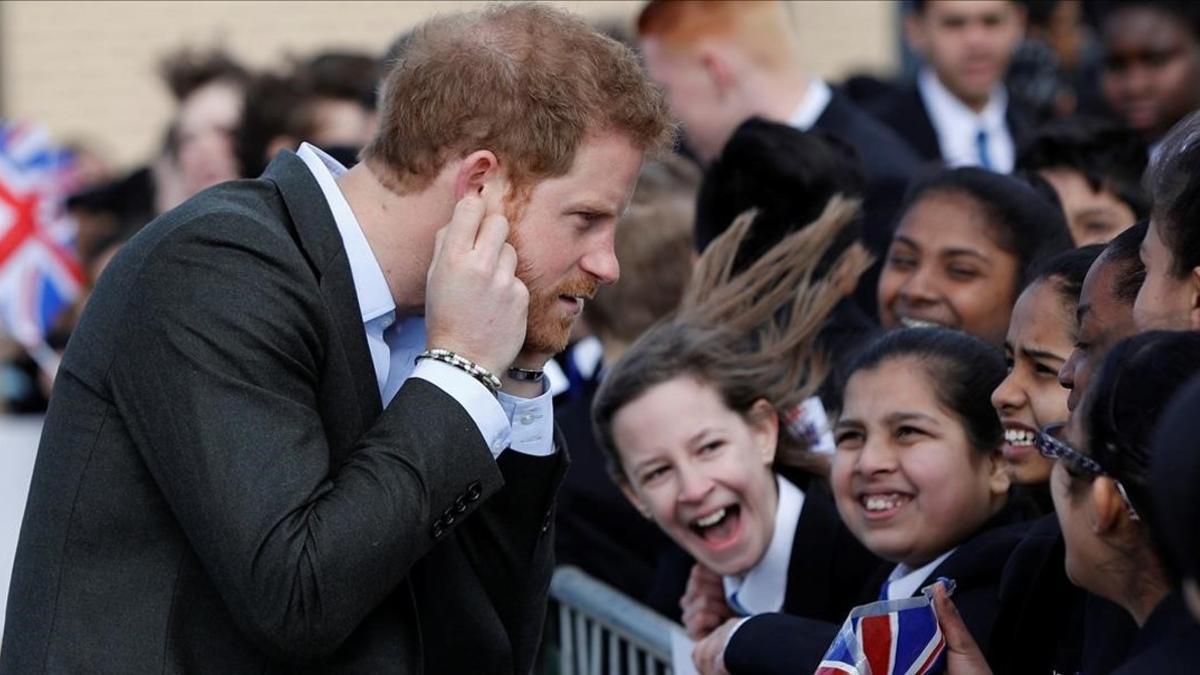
[635,0,919,293]
[235,71,312,179]
[1007,0,1106,121]
[161,48,249,203]
[1016,116,1148,245]
[1098,1,1200,156]
[870,0,1029,172]
[297,51,379,162]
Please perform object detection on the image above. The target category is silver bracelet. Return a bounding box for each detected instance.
[416,349,502,394]
[506,367,545,383]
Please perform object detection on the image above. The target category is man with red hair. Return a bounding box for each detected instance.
[636,0,920,311]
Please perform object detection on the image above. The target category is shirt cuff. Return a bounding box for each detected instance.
[498,381,556,457]
[723,616,753,654]
[411,359,510,458]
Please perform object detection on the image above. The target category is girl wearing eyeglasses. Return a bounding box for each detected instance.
[936,330,1200,675]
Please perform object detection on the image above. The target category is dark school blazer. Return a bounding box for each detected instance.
[0,151,564,674]
[723,501,1031,674]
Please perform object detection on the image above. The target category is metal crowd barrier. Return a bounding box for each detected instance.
[548,565,684,675]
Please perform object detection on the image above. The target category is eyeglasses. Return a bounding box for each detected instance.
[1035,422,1140,522]
[1035,422,1106,475]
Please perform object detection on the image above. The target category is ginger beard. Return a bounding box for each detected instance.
[508,218,597,355]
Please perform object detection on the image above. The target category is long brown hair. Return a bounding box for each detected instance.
[593,196,873,479]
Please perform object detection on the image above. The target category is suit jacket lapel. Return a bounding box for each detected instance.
[905,86,943,162]
[263,152,383,427]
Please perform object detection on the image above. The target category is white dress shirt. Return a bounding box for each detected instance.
[917,68,1014,173]
[882,548,956,601]
[722,475,807,615]
[296,143,555,458]
[787,77,834,132]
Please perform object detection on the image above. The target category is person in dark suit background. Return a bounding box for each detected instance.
[634,0,921,320]
[869,0,1030,172]
[0,5,673,674]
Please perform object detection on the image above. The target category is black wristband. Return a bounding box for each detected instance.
[506,367,545,383]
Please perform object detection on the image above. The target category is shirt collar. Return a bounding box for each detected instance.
[295,142,396,327]
[917,68,1007,133]
[787,77,833,131]
[723,475,806,615]
[885,547,956,601]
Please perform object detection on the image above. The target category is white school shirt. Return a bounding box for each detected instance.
[722,475,807,615]
[883,548,956,601]
[787,77,834,132]
[917,68,1014,173]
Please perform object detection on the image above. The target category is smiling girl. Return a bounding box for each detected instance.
[593,199,881,653]
[877,168,1072,347]
[991,245,1104,495]
[719,328,1029,674]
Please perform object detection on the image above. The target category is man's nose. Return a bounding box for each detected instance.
[582,238,620,286]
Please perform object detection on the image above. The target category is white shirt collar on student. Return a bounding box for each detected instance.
[917,67,1014,173]
[722,475,806,615]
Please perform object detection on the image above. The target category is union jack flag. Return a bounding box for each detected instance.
[0,121,83,359]
[815,592,947,675]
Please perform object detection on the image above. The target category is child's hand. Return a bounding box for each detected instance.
[681,563,735,640]
[932,581,993,675]
[691,617,738,675]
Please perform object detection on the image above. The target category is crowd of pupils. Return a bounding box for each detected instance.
[9,1,1200,673]
[553,2,1200,674]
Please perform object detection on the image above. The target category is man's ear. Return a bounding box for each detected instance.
[1187,266,1200,330]
[454,150,504,204]
[697,46,736,99]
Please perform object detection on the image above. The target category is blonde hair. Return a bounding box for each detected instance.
[363,3,674,194]
[594,196,873,478]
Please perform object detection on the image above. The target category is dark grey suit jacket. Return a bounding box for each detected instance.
[0,152,563,674]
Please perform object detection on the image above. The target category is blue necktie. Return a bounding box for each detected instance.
[975,129,993,171]
[727,589,752,617]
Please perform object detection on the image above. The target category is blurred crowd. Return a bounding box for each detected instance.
[6,1,1200,674]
